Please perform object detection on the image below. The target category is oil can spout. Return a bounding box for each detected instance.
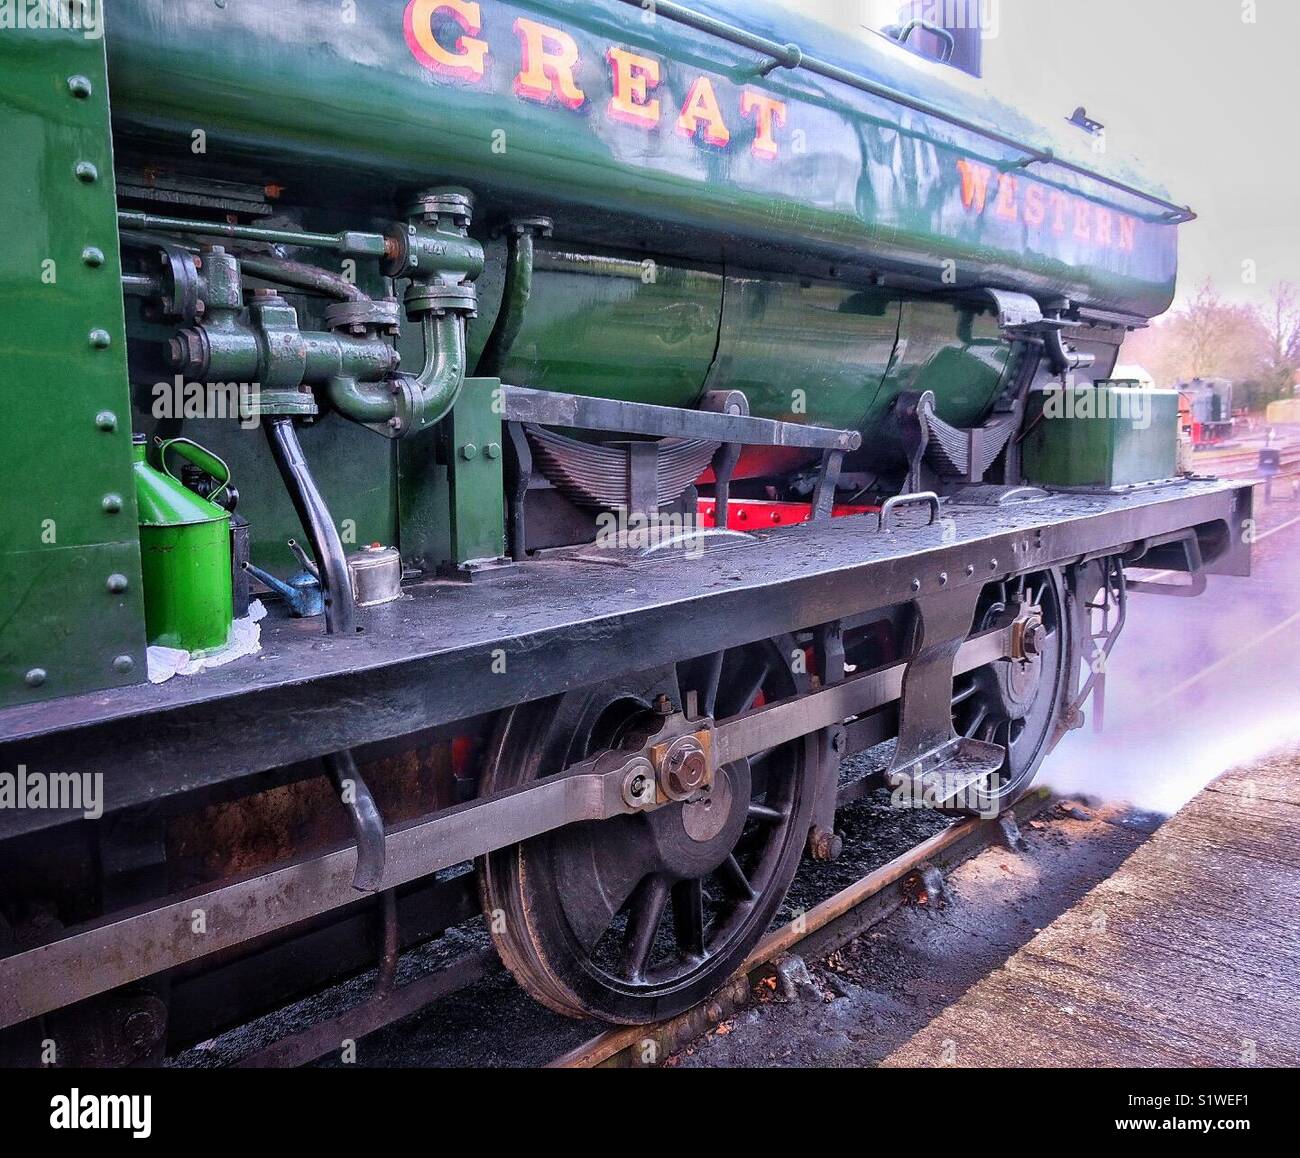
[243,561,324,619]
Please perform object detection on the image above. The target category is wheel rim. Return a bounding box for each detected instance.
[478,639,812,1024]
[950,568,1070,804]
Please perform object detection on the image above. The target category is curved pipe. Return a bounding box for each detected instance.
[239,255,367,302]
[325,310,467,433]
[412,310,468,427]
[324,375,399,425]
[264,417,357,634]
[478,225,544,378]
[324,749,386,893]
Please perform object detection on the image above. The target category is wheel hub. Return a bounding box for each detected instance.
[650,758,750,875]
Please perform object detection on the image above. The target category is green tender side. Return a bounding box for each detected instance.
[0,26,147,707]
[1021,387,1180,489]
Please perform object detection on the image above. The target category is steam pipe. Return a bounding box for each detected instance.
[117,210,387,256]
[478,218,552,378]
[239,255,368,302]
[410,310,468,427]
[322,309,467,434]
[264,417,357,635]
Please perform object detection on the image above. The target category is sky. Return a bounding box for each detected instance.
[791,0,1297,312]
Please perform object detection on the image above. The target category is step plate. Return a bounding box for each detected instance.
[887,738,1007,814]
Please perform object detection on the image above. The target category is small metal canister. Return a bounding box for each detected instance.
[347,544,403,607]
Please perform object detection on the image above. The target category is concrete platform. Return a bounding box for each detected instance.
[882,746,1300,1068]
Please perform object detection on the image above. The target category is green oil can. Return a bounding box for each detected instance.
[133,436,233,655]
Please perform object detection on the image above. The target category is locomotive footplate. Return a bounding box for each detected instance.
[0,478,1250,843]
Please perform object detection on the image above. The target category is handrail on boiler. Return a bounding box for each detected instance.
[618,0,1196,225]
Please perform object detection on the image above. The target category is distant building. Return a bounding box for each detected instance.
[1111,364,1156,389]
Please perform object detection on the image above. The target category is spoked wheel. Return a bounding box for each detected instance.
[478,639,813,1025]
[949,567,1073,810]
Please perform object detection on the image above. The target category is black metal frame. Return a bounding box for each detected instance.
[0,478,1251,842]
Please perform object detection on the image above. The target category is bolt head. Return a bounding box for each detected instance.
[67,75,92,99]
[24,668,47,688]
[106,573,129,594]
[89,329,112,349]
[74,161,98,183]
[113,655,135,674]
[1022,620,1047,658]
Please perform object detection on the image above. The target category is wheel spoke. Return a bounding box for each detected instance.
[951,680,979,706]
[721,654,772,717]
[747,801,787,824]
[717,854,758,902]
[672,878,707,961]
[963,705,989,739]
[620,875,670,981]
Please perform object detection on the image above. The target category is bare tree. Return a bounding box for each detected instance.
[1257,282,1300,395]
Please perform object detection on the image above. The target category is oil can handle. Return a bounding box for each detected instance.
[155,436,231,504]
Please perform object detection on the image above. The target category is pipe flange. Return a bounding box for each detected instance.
[406,188,473,229]
[404,279,478,319]
[502,216,554,240]
[325,297,402,336]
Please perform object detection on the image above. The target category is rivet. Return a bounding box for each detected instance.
[102,493,123,514]
[910,578,922,593]
[89,329,112,348]
[74,161,98,183]
[938,571,948,586]
[82,246,105,267]
[67,75,93,99]
[113,655,135,674]
[485,442,502,460]
[106,573,129,594]
[965,564,975,576]
[24,668,47,688]
[460,443,479,461]
[990,558,998,570]
[95,410,117,431]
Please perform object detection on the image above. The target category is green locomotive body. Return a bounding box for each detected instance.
[0,2,1252,1055]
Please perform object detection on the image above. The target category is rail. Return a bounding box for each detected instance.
[619,0,1196,224]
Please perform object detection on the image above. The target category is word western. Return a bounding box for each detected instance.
[957,159,1140,253]
[404,1,790,159]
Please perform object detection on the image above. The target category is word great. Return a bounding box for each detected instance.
[403,0,789,160]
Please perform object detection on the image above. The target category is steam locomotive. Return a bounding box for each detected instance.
[0,0,1251,1061]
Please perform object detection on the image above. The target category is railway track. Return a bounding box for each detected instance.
[211,784,1053,1069]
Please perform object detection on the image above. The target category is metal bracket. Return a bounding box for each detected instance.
[499,385,861,452]
[878,491,941,532]
[1126,532,1208,598]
